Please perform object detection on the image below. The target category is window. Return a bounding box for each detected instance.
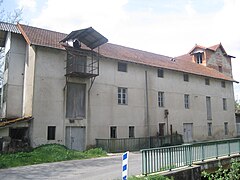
[221,81,226,88]
[224,122,228,135]
[196,53,203,64]
[158,68,164,78]
[47,126,56,140]
[129,126,135,138]
[4,51,9,71]
[206,97,212,120]
[118,87,128,105]
[183,73,189,82]
[205,78,210,85]
[66,83,86,119]
[2,84,7,103]
[158,91,164,107]
[184,94,190,109]
[118,62,127,72]
[223,98,227,110]
[110,126,117,138]
[218,66,223,73]
[208,123,212,136]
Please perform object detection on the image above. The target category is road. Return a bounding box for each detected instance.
[0,152,141,180]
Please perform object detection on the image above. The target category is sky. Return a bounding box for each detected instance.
[2,0,240,100]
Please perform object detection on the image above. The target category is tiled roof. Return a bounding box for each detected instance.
[18,24,66,50]
[16,23,235,82]
[0,22,21,34]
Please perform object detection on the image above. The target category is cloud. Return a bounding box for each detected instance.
[31,0,240,98]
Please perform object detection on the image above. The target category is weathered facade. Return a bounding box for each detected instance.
[0,22,238,151]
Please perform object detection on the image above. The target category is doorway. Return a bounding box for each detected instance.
[159,123,165,136]
[65,126,86,151]
[183,123,193,143]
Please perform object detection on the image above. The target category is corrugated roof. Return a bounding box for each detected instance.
[16,23,236,82]
[60,27,108,49]
[0,22,21,34]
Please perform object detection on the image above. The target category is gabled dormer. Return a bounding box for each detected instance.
[189,43,235,77]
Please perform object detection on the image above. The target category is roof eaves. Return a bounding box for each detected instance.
[17,23,32,45]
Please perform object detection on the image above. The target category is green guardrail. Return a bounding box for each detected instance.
[141,138,240,176]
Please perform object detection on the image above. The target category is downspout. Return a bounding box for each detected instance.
[145,71,150,138]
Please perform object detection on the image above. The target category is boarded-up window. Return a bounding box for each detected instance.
[66,83,86,119]
[206,96,212,120]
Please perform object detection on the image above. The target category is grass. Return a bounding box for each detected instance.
[128,174,172,180]
[0,144,107,169]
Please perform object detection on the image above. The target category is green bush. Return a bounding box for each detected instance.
[202,159,240,180]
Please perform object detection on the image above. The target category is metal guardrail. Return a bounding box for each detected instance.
[96,134,183,153]
[141,138,240,175]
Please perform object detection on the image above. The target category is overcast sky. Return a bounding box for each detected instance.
[4,0,240,100]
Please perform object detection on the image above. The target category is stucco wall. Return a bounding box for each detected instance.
[87,57,236,145]
[31,47,66,146]
[5,33,26,118]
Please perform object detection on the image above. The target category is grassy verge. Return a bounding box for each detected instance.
[0,144,107,169]
[128,174,172,180]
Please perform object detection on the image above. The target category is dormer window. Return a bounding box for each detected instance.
[196,53,203,64]
[218,65,223,73]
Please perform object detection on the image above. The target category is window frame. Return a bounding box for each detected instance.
[224,122,228,135]
[221,81,226,88]
[206,96,212,120]
[118,87,128,105]
[205,78,210,85]
[110,126,117,138]
[183,73,189,82]
[208,123,212,136]
[223,98,227,111]
[196,53,203,64]
[47,126,56,140]
[157,68,164,78]
[218,65,223,73]
[118,62,127,72]
[184,94,190,109]
[129,126,135,138]
[158,91,164,107]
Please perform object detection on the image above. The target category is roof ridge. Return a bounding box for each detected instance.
[106,42,174,59]
[18,23,67,36]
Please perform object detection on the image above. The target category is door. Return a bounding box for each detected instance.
[159,123,165,136]
[236,123,240,136]
[183,123,193,143]
[65,126,86,151]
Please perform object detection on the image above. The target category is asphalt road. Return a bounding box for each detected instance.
[0,152,142,180]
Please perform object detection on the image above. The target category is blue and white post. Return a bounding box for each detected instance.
[122,151,129,180]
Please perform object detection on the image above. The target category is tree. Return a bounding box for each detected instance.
[236,100,240,113]
[0,0,23,23]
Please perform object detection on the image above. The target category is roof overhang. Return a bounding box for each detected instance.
[60,27,108,49]
[0,116,33,128]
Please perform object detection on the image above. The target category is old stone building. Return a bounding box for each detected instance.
[0,22,237,151]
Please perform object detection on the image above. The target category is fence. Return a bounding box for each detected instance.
[141,138,240,175]
[96,134,183,153]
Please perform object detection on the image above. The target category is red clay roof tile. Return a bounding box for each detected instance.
[17,23,236,82]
